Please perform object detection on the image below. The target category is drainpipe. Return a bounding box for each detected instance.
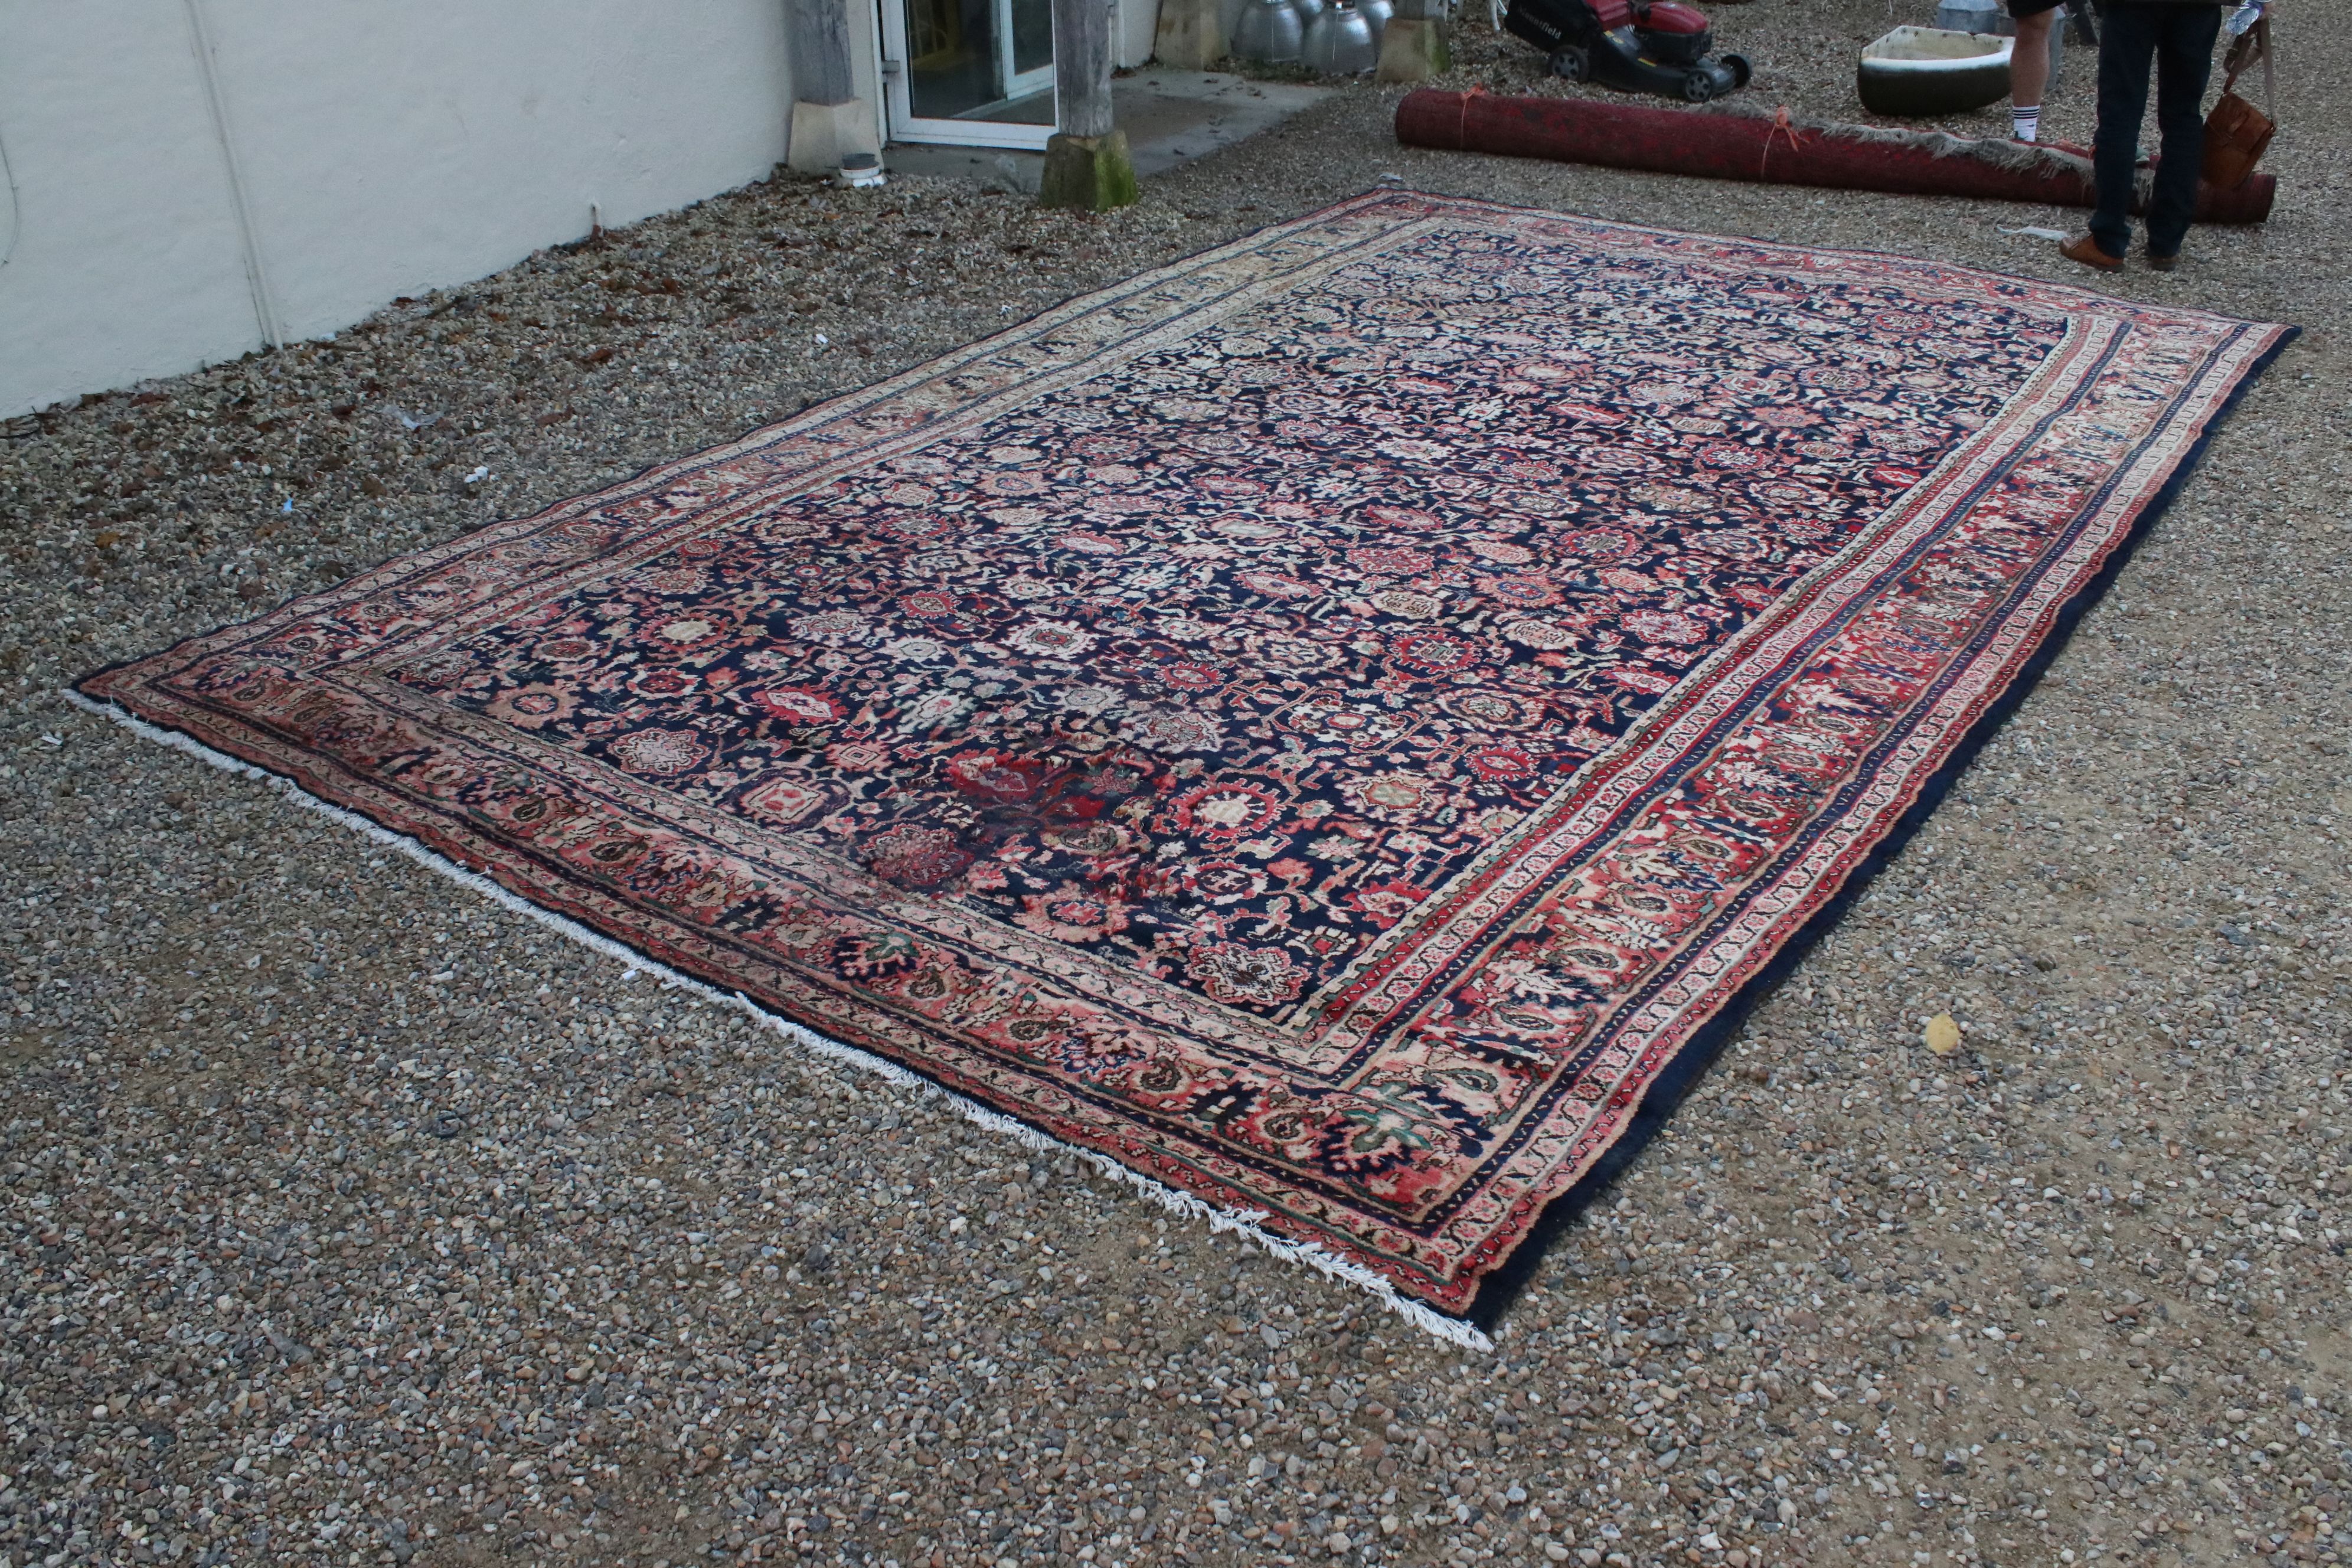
[786,0,880,177]
[184,0,283,351]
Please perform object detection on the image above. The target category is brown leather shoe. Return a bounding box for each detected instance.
[2147,252,2181,272]
[2059,232,2125,272]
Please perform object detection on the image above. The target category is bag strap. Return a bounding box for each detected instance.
[2222,12,2276,122]
[2258,14,2277,123]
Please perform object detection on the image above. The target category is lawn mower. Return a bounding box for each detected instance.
[1502,0,1751,102]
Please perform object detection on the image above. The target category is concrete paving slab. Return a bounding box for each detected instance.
[883,68,1329,191]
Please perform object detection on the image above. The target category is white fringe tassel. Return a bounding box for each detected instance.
[62,688,1497,1353]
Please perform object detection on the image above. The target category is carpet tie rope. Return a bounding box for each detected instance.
[1456,79,1488,148]
[1759,103,1808,178]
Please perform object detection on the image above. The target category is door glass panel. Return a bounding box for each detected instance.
[1009,0,1054,82]
[902,0,1054,125]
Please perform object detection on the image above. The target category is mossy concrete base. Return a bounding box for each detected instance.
[1038,129,1140,211]
[1155,0,1228,71]
[1376,17,1452,83]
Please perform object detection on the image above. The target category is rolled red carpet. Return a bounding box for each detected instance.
[1394,90,2275,224]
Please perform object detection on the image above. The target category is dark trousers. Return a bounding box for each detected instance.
[2090,1,2223,259]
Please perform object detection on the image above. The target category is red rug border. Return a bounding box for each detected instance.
[72,191,2299,1332]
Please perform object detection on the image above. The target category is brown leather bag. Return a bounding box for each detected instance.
[2203,15,2276,189]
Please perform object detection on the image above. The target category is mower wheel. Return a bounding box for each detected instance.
[1549,45,1593,81]
[1724,52,1752,88]
[1680,67,1716,103]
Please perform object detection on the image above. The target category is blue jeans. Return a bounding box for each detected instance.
[2089,1,2222,259]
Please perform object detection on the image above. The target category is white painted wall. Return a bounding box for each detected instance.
[0,8,263,418]
[0,1,796,419]
[0,0,1157,418]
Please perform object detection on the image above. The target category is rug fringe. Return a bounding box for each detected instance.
[60,688,1495,1353]
[1710,99,2097,178]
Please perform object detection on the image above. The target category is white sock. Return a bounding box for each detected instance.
[2013,106,2041,142]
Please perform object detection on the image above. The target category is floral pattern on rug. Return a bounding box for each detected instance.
[83,194,2288,1322]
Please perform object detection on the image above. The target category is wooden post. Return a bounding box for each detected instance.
[1053,0,1115,139]
[1039,0,1138,210]
[791,0,855,104]
[787,0,878,174]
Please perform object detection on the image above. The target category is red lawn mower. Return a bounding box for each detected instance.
[1502,0,1751,102]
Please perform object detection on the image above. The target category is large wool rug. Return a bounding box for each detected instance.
[79,194,2288,1337]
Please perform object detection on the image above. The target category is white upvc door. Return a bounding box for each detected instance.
[997,0,1056,98]
[878,0,1058,149]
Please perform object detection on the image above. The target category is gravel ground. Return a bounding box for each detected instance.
[5,3,2348,1566]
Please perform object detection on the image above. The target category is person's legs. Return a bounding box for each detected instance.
[2010,4,2057,141]
[2088,1,2158,260]
[2144,2,2223,257]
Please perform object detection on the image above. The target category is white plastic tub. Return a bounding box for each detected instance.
[1858,25,2015,117]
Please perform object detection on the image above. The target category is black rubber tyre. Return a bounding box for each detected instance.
[1724,52,1752,88]
[1680,67,1716,102]
[1550,45,1593,81]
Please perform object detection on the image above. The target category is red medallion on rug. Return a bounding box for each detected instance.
[80,194,2290,1330]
